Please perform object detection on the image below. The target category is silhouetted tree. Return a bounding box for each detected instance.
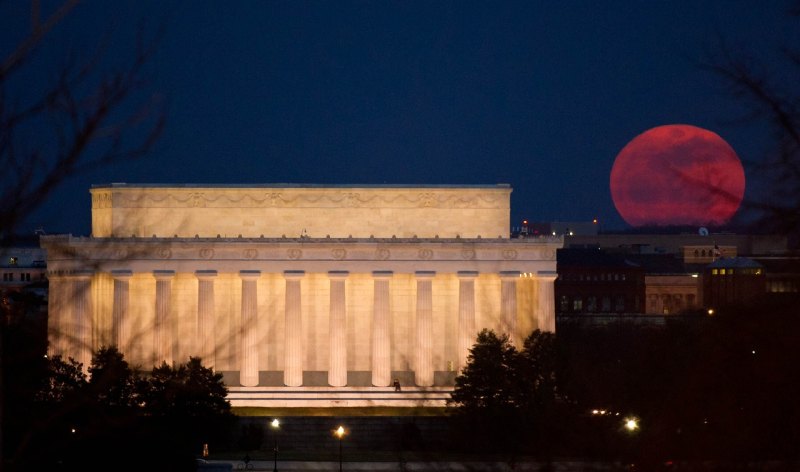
[1,2,166,467]
[142,357,235,470]
[702,2,800,244]
[4,345,233,472]
[449,329,519,414]
[448,329,520,453]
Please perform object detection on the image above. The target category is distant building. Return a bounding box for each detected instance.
[703,257,766,309]
[513,220,599,238]
[0,243,48,323]
[553,229,795,322]
[753,255,800,294]
[555,248,645,315]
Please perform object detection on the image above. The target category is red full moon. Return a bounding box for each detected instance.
[610,124,745,227]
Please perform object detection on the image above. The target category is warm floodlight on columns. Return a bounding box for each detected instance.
[284,270,305,387]
[195,270,217,367]
[153,270,176,366]
[457,271,478,372]
[328,271,349,387]
[371,270,393,386]
[111,269,133,355]
[499,271,520,344]
[239,270,261,387]
[414,271,435,387]
[535,270,558,333]
[69,270,94,371]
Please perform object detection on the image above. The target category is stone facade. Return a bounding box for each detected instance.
[44,184,562,407]
[90,183,512,239]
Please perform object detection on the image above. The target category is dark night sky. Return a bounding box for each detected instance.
[3,1,797,236]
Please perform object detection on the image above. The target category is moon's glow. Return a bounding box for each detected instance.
[610,124,745,227]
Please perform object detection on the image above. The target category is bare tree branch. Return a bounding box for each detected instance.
[700,9,800,242]
[0,1,166,241]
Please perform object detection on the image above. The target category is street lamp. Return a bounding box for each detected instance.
[335,425,346,472]
[271,418,280,472]
[624,417,639,432]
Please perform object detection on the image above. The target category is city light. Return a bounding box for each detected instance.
[624,418,639,431]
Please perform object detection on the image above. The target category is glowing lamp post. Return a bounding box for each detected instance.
[624,417,639,432]
[271,418,280,472]
[335,425,346,472]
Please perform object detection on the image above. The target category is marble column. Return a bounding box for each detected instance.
[371,271,393,387]
[328,271,349,387]
[46,273,67,358]
[71,270,94,371]
[196,270,217,368]
[239,270,261,387]
[153,270,175,366]
[457,271,478,371]
[284,270,305,387]
[499,271,520,344]
[536,271,558,333]
[415,271,435,387]
[111,270,133,355]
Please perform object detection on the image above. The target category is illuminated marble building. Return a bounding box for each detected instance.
[42,184,561,407]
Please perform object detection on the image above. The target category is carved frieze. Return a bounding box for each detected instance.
[502,249,518,260]
[108,188,507,209]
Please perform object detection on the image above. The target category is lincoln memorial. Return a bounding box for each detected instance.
[42,184,562,407]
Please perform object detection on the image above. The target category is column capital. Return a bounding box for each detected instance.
[457,270,479,280]
[67,269,94,280]
[372,270,393,279]
[111,269,133,281]
[284,270,305,280]
[195,269,218,280]
[328,270,349,279]
[153,270,176,280]
[499,270,521,280]
[415,270,436,279]
[239,270,261,280]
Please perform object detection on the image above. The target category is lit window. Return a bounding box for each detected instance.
[720,269,726,275]
[573,299,583,311]
[9,257,18,266]
[712,269,718,275]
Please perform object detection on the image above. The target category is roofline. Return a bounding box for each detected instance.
[91,183,512,190]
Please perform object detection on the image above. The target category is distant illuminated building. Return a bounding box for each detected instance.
[42,183,562,407]
[703,257,766,308]
[555,248,645,315]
